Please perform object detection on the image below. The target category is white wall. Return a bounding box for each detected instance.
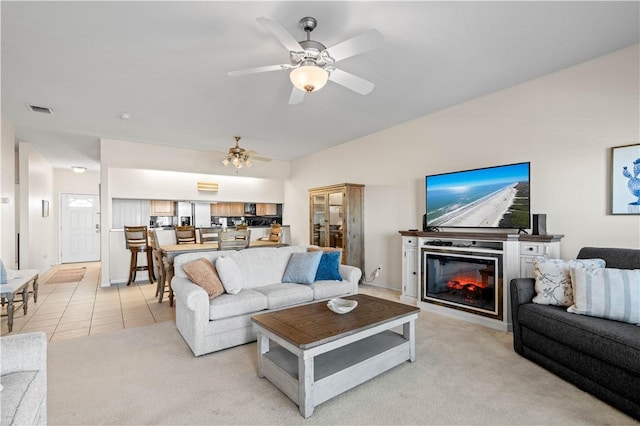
[18,142,55,273]
[108,168,284,204]
[286,45,640,290]
[0,116,17,268]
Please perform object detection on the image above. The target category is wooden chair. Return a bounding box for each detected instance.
[218,229,251,250]
[198,227,219,243]
[124,226,155,286]
[175,225,196,244]
[259,224,283,243]
[149,230,173,305]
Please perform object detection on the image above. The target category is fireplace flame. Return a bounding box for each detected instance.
[447,274,489,290]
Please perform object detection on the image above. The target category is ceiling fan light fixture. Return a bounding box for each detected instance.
[290,64,328,93]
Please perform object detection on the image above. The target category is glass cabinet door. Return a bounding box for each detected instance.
[312,194,326,246]
[328,191,343,249]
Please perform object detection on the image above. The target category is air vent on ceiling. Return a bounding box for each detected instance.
[27,104,53,114]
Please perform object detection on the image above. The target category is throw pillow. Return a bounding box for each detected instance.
[568,264,640,325]
[532,257,605,306]
[315,251,343,281]
[215,256,244,295]
[282,251,323,285]
[182,258,225,299]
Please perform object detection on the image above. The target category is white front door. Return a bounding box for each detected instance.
[60,194,100,263]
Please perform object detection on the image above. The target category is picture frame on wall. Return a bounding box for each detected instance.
[42,200,49,217]
[611,143,640,215]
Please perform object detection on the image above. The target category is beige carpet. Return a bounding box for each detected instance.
[47,311,637,425]
[45,267,86,284]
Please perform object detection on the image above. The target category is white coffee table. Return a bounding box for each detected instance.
[252,294,419,418]
[1,270,39,332]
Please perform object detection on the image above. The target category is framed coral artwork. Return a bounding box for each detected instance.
[611,143,640,214]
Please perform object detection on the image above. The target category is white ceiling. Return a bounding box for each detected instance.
[2,1,639,172]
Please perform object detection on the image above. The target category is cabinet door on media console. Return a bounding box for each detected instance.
[401,237,419,300]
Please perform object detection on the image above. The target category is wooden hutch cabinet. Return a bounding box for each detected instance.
[309,183,364,273]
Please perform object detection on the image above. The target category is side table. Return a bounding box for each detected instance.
[0,270,39,332]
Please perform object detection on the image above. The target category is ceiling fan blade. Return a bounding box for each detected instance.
[228,64,291,77]
[251,156,272,162]
[324,29,384,63]
[288,86,305,104]
[257,17,303,53]
[328,68,375,95]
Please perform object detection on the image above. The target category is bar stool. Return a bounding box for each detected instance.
[149,229,173,305]
[175,225,196,244]
[259,223,283,243]
[124,226,155,286]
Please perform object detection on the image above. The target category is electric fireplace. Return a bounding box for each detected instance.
[422,249,503,320]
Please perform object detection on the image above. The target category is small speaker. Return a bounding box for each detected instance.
[532,214,547,235]
[422,214,428,231]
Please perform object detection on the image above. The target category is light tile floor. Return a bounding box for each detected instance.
[0,262,175,341]
[1,261,401,342]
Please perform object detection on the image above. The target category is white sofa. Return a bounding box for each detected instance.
[171,245,362,356]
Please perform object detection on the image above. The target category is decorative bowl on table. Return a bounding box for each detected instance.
[327,298,358,314]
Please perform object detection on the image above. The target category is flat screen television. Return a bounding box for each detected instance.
[425,162,530,229]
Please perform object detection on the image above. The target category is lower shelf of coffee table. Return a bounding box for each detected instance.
[262,330,411,407]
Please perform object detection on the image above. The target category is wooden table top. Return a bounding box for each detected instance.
[161,240,285,254]
[252,294,419,349]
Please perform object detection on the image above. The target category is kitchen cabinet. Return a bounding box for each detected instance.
[256,203,277,216]
[309,183,364,273]
[112,199,150,229]
[150,200,175,216]
[210,202,244,216]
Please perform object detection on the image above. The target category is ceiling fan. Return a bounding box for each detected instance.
[213,136,272,169]
[228,16,384,104]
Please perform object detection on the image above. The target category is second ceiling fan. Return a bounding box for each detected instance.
[228,16,384,104]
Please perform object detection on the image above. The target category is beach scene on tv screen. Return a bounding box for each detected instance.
[427,163,530,228]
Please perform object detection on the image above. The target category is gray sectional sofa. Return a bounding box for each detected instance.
[171,245,362,356]
[510,247,640,420]
[0,331,47,425]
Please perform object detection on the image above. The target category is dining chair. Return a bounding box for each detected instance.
[198,227,219,243]
[148,229,173,305]
[123,225,155,286]
[175,225,196,244]
[218,229,251,250]
[258,224,283,243]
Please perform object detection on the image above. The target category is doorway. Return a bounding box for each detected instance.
[60,193,100,263]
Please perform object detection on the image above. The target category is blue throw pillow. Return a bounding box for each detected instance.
[315,251,343,281]
[282,251,323,284]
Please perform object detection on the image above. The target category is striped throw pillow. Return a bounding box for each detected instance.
[568,263,640,325]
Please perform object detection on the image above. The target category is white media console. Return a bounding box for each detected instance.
[399,230,563,331]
